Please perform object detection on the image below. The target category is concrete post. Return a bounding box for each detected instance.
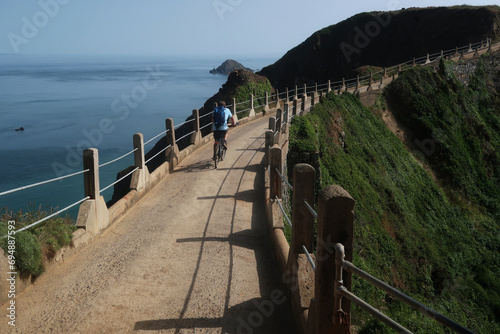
[291,164,315,254]
[83,148,99,200]
[468,43,473,53]
[232,98,239,124]
[327,80,332,93]
[264,91,270,114]
[249,94,256,117]
[342,78,346,92]
[292,100,298,118]
[314,185,355,334]
[269,117,276,132]
[278,108,284,131]
[270,145,282,199]
[301,94,306,115]
[311,90,317,107]
[425,53,431,64]
[294,85,298,101]
[283,103,289,125]
[286,87,289,102]
[131,133,150,192]
[165,118,179,171]
[303,84,307,99]
[315,82,318,95]
[76,148,109,235]
[265,130,275,166]
[275,89,281,110]
[383,67,387,77]
[190,109,202,145]
[412,57,416,67]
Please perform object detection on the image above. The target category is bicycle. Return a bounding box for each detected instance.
[213,131,227,169]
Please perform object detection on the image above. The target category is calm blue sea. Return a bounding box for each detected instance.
[0,54,277,219]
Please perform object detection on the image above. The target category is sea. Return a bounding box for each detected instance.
[0,54,278,219]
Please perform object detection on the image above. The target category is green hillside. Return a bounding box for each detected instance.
[289,59,499,333]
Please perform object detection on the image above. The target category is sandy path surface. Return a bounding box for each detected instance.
[3,115,295,334]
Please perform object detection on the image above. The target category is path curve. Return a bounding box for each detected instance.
[3,115,295,334]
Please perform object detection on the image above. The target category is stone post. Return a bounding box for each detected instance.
[286,87,290,102]
[412,57,416,67]
[190,109,202,145]
[327,80,332,93]
[303,84,307,99]
[311,90,317,107]
[292,100,298,118]
[131,133,150,192]
[275,89,281,110]
[291,164,316,254]
[314,185,355,334]
[265,130,275,166]
[294,85,298,101]
[270,145,282,199]
[249,94,256,117]
[264,91,270,114]
[301,94,306,115]
[83,148,99,200]
[232,98,239,124]
[76,148,109,235]
[269,116,276,132]
[425,53,431,64]
[165,118,179,171]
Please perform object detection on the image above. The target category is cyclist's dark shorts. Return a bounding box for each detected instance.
[213,130,227,141]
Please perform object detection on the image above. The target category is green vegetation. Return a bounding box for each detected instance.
[233,79,273,118]
[0,206,76,278]
[288,60,499,333]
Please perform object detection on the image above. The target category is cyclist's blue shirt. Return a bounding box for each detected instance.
[213,107,232,131]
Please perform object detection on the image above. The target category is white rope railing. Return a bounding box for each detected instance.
[145,144,171,164]
[144,129,168,146]
[5,196,91,236]
[99,148,138,168]
[0,169,90,197]
[100,167,140,194]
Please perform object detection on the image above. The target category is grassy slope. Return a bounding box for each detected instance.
[289,62,499,333]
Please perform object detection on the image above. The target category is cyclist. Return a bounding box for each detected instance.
[212,100,235,160]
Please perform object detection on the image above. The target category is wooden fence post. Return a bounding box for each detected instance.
[314,185,355,334]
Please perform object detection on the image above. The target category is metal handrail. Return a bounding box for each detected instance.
[275,195,292,228]
[334,244,474,334]
[275,168,293,190]
[302,245,316,272]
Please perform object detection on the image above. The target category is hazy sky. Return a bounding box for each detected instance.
[0,0,495,57]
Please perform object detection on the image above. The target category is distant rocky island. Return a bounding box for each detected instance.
[210,59,252,75]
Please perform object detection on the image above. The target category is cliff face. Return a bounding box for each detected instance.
[258,5,500,89]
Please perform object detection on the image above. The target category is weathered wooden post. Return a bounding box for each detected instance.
[270,145,282,199]
[131,133,150,192]
[314,185,355,334]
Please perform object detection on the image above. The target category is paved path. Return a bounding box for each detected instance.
[5,115,295,334]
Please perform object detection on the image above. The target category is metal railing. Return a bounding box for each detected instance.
[334,243,474,334]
